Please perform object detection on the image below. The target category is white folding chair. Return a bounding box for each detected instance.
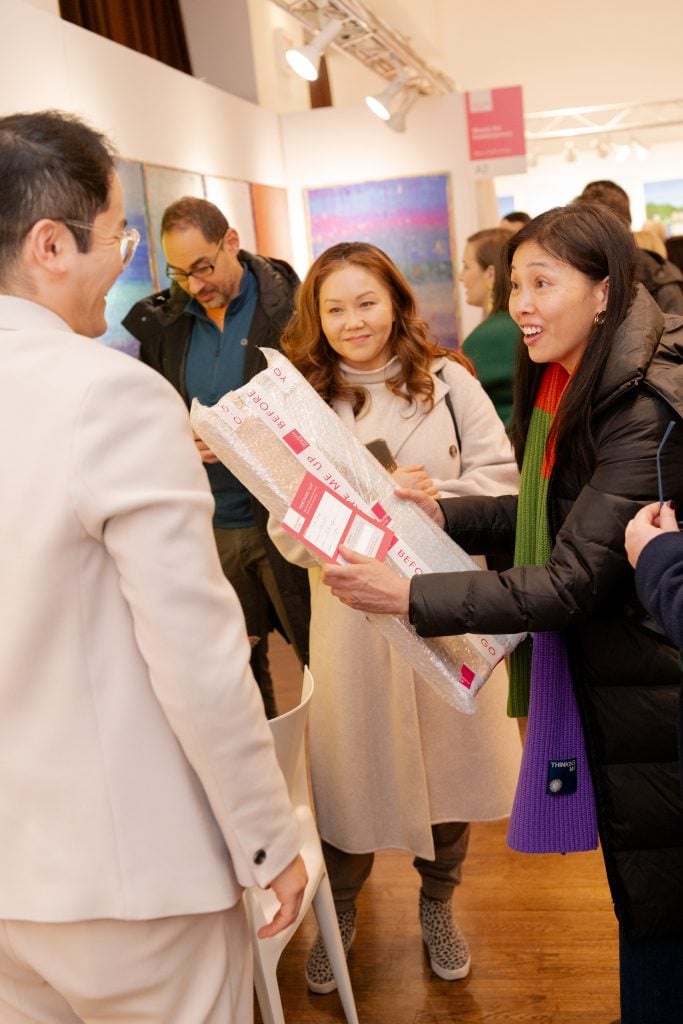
[244,667,360,1024]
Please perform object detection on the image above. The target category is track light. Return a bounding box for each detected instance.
[385,87,420,132]
[285,18,344,81]
[563,142,578,163]
[596,138,612,158]
[632,138,650,161]
[614,142,631,163]
[365,72,409,122]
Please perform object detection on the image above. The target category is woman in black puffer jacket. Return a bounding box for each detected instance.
[321,203,683,1024]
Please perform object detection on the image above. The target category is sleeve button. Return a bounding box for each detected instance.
[254,849,266,865]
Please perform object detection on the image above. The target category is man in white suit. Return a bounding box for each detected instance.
[0,109,306,1022]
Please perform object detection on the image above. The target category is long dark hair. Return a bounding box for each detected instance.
[506,202,637,480]
[281,241,472,415]
[467,227,512,315]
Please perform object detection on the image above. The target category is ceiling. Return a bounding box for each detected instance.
[260,0,683,154]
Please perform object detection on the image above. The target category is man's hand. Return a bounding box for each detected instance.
[625,501,679,568]
[393,464,438,497]
[193,432,220,464]
[257,854,308,939]
[322,547,411,614]
[394,486,445,528]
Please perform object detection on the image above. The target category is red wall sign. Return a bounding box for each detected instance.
[465,86,527,178]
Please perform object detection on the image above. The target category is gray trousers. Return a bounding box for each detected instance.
[322,821,471,913]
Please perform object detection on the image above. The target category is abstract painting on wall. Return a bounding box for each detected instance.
[306,173,460,348]
[101,158,155,356]
[251,184,294,265]
[644,178,683,237]
[204,176,257,253]
[143,164,205,290]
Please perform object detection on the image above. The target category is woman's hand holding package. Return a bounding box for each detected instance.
[322,547,411,614]
[392,464,439,497]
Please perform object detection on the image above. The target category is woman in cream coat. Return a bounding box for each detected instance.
[271,242,521,994]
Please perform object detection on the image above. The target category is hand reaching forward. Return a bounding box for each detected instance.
[625,501,679,569]
[393,486,445,528]
[322,547,411,615]
[257,853,308,939]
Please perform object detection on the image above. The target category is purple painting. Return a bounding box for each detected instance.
[306,174,460,348]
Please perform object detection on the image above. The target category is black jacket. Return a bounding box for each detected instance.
[637,248,683,315]
[410,286,683,939]
[123,251,310,664]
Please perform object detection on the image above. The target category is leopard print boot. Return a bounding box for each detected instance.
[305,907,357,994]
[419,891,471,980]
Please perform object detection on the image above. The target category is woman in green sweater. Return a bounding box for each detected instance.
[459,227,521,429]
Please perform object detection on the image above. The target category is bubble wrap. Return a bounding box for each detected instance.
[190,349,525,714]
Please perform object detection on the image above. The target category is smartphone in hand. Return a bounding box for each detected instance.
[365,438,397,473]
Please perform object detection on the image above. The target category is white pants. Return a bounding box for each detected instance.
[0,904,252,1023]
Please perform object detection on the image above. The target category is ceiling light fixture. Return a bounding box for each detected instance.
[270,0,454,102]
[365,71,409,122]
[285,17,344,81]
[386,87,420,133]
[563,142,578,163]
[632,138,651,160]
[614,142,631,163]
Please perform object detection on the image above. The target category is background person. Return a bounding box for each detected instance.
[625,500,683,650]
[124,197,310,718]
[320,205,683,1024]
[499,210,531,233]
[270,241,522,994]
[577,179,683,315]
[459,227,521,428]
[0,108,306,1024]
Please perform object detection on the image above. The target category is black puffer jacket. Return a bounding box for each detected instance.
[637,248,683,315]
[410,286,683,939]
[122,251,310,666]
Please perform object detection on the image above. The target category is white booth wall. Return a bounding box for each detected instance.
[1,0,285,188]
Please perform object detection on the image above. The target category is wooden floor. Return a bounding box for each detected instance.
[260,633,621,1024]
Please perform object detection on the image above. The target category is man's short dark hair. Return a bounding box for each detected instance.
[577,180,631,225]
[0,109,116,284]
[501,210,531,227]
[161,197,229,243]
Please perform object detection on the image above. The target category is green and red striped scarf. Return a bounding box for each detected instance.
[507,362,570,717]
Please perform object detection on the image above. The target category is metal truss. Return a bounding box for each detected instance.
[525,98,683,142]
[268,0,455,95]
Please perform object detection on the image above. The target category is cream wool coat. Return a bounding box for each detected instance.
[271,356,522,860]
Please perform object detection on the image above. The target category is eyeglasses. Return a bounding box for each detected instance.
[656,419,676,505]
[62,220,141,268]
[166,240,223,283]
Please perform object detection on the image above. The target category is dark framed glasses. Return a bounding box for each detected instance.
[656,420,676,506]
[166,240,223,283]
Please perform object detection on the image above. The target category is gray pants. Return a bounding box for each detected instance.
[322,821,471,913]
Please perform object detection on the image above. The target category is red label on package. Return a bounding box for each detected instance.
[282,472,396,565]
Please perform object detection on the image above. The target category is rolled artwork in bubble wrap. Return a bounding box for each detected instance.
[190,349,525,714]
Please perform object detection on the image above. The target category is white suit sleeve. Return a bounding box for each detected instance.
[70,358,300,889]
